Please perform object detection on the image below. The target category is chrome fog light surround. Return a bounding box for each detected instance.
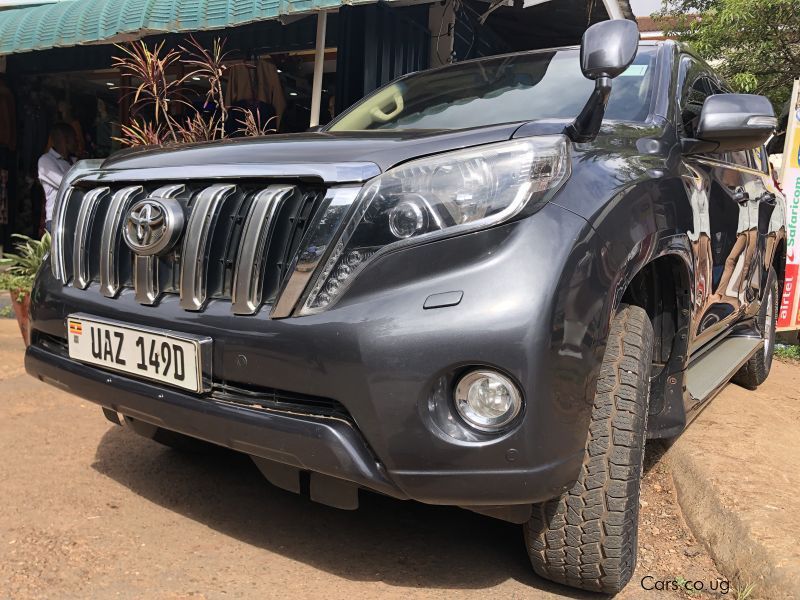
[454,370,522,432]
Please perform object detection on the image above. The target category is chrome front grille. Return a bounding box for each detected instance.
[53,181,326,316]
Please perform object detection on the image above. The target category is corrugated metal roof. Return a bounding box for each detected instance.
[0,0,352,55]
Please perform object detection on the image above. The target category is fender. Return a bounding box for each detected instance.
[553,160,698,437]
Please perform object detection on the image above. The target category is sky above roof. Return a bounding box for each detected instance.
[631,0,662,16]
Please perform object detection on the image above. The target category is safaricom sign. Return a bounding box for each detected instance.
[790,176,800,251]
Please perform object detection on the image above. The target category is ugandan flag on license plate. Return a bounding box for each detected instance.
[68,320,83,336]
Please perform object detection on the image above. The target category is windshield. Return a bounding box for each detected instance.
[328,46,657,132]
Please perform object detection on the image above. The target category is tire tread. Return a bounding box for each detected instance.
[525,304,653,594]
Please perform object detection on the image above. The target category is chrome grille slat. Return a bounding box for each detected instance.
[231,185,295,315]
[72,187,110,289]
[132,184,185,305]
[179,184,237,311]
[133,255,159,304]
[51,187,75,283]
[99,185,143,298]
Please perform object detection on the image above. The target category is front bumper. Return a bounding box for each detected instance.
[27,202,598,508]
[26,344,582,507]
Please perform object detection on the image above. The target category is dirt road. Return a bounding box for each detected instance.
[0,320,725,599]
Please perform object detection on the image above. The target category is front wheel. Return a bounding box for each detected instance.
[733,267,778,390]
[524,304,653,594]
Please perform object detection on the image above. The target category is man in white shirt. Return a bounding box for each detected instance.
[38,123,77,233]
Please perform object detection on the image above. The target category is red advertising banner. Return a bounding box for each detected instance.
[778,79,800,331]
[779,263,798,328]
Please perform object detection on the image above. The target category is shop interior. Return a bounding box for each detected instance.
[0,38,338,248]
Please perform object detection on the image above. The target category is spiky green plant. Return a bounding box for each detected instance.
[234,107,277,137]
[113,37,272,148]
[113,40,186,142]
[115,117,168,147]
[176,111,224,143]
[0,233,51,302]
[180,35,230,138]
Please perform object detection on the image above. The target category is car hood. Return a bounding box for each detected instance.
[101,123,526,177]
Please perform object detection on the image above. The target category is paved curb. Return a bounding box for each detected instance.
[664,440,795,599]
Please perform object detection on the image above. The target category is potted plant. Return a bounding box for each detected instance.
[0,233,50,346]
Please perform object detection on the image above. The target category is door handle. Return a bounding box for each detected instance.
[760,191,777,205]
[733,187,750,204]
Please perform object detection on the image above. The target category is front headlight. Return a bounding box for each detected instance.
[299,136,570,315]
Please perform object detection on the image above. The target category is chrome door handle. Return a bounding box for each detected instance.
[760,191,776,205]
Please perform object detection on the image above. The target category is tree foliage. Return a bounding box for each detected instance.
[658,0,800,108]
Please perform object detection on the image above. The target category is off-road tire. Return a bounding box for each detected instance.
[732,267,778,390]
[524,304,653,594]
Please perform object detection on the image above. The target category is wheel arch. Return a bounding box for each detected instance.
[611,241,693,438]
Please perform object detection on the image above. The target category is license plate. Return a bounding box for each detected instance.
[67,314,211,393]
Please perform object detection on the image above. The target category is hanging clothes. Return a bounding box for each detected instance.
[224,58,286,130]
[224,63,254,106]
[255,58,285,128]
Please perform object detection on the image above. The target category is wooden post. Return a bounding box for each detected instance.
[309,11,328,128]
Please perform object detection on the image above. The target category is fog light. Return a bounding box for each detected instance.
[454,370,522,432]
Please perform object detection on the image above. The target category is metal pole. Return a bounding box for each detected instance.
[309,11,327,128]
[601,0,624,20]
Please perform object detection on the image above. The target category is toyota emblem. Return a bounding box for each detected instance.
[123,197,185,256]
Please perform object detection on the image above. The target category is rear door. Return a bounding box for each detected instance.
[748,145,781,310]
[727,148,774,316]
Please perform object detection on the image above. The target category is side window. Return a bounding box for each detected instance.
[755,146,770,174]
[678,56,713,139]
[727,150,754,169]
[679,59,766,171]
[726,148,761,171]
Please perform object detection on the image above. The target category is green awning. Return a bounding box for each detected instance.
[0,0,351,56]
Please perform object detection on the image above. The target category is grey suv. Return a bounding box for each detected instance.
[26,20,784,594]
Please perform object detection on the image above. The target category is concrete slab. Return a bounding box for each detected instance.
[666,361,800,599]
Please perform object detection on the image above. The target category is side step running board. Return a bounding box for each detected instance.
[686,337,762,402]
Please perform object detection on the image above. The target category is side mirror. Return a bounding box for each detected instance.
[566,19,640,143]
[688,94,776,153]
[580,19,640,80]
